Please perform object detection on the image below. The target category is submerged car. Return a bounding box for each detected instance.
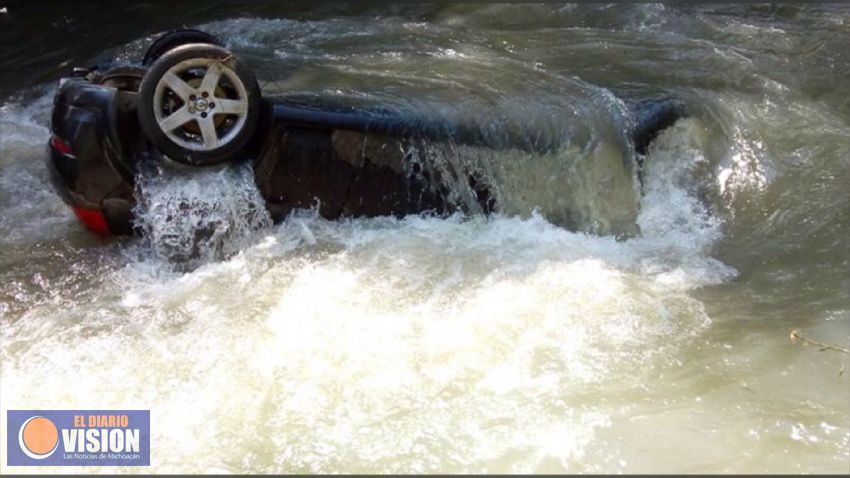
[46,29,684,236]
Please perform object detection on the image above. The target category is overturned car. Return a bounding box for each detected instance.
[46,29,685,238]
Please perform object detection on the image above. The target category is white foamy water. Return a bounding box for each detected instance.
[3,91,738,472]
[0,89,72,244]
[131,161,272,271]
[2,6,850,474]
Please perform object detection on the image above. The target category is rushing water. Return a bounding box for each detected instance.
[1,3,849,474]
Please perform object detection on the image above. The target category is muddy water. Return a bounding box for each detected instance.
[1,4,849,473]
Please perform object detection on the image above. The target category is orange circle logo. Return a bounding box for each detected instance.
[18,416,59,459]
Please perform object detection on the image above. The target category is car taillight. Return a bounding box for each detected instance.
[72,207,111,237]
[49,135,74,156]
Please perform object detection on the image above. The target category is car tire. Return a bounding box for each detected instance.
[137,43,261,167]
[142,29,223,66]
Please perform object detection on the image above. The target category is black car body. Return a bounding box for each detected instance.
[46,30,684,237]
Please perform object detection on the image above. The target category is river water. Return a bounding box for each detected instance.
[1,3,848,473]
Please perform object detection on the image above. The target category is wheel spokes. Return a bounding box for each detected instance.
[158,106,193,132]
[198,116,220,148]
[162,72,195,99]
[156,57,250,151]
[214,98,248,116]
[199,62,222,94]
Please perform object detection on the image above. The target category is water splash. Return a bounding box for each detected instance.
[0,88,72,244]
[131,160,272,271]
